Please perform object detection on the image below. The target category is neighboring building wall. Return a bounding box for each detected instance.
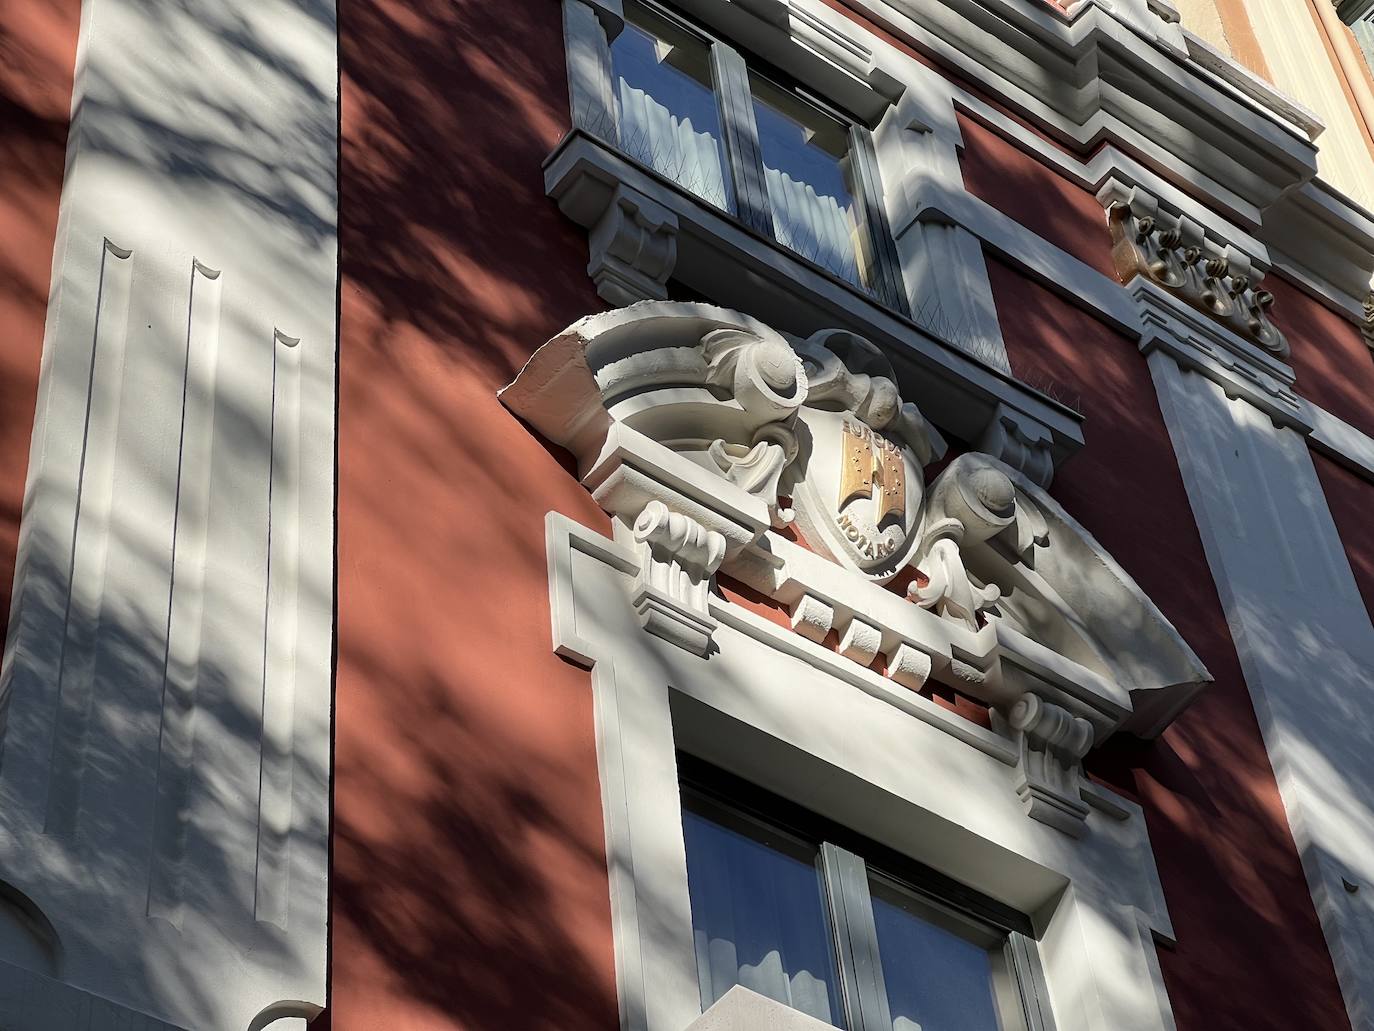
[1177,0,1374,218]
[331,0,620,1025]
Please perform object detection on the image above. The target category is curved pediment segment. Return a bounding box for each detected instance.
[922,454,1213,738]
[503,302,1212,835]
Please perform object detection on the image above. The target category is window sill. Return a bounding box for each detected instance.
[543,129,1085,471]
[686,987,838,1031]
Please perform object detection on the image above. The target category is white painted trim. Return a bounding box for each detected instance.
[548,511,1181,1031]
[1306,402,1374,482]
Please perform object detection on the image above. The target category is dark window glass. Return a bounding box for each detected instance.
[749,73,867,289]
[870,875,1008,1031]
[681,797,848,1027]
[611,3,734,212]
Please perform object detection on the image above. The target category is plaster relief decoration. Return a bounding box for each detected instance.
[501,302,1211,834]
[1101,182,1290,359]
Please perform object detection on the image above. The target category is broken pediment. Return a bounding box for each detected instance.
[501,301,1211,835]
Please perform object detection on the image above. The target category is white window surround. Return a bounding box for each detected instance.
[501,301,1211,1031]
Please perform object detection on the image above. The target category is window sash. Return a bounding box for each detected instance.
[603,0,909,314]
[680,757,1056,1031]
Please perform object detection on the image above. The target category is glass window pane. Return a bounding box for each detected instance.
[611,4,734,212]
[750,74,869,290]
[681,798,847,1027]
[870,876,1007,1031]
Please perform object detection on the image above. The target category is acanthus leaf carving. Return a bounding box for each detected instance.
[630,500,727,657]
[1102,183,1289,359]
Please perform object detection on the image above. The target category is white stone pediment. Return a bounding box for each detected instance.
[502,301,1211,834]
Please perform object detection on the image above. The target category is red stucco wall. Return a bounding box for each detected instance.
[0,0,78,632]
[1315,449,1374,619]
[331,1,1359,1029]
[1273,273,1374,440]
[332,0,619,1025]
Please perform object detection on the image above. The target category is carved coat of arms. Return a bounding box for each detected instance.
[786,332,938,582]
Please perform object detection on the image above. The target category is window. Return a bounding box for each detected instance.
[606,1,907,311]
[610,6,734,213]
[751,73,868,290]
[680,758,1055,1031]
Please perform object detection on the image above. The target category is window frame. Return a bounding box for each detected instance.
[680,755,1057,1031]
[609,0,910,313]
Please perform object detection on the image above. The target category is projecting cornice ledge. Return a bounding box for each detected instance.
[853,0,1320,211]
[502,302,1212,837]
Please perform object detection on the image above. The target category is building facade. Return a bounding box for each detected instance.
[1,0,1374,1028]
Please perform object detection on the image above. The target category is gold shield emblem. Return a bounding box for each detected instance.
[838,419,906,525]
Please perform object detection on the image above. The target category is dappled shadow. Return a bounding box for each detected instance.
[333,0,623,1025]
[992,257,1356,1030]
[0,0,81,636]
[0,0,339,1022]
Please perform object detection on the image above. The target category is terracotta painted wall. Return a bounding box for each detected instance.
[332,0,620,1026]
[0,0,80,632]
[1273,273,1374,441]
[331,0,1361,1028]
[1315,450,1374,620]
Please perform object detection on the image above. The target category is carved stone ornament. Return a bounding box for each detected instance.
[1101,183,1290,360]
[501,302,1212,834]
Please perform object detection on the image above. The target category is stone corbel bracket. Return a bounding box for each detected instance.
[1007,692,1095,837]
[1099,180,1290,361]
[977,403,1056,488]
[587,183,680,306]
[630,500,727,655]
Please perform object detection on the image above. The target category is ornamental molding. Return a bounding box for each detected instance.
[1099,181,1290,360]
[502,302,1212,835]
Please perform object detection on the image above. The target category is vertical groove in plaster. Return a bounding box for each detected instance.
[254,328,301,929]
[147,258,223,926]
[1232,396,1301,592]
[42,238,134,837]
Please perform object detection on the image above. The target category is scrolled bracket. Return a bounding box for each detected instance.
[1007,692,1095,837]
[630,500,727,656]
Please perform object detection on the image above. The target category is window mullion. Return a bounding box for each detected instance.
[709,42,775,236]
[848,125,909,315]
[820,842,895,1031]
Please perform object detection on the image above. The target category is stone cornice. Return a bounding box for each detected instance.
[835,0,1319,210]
